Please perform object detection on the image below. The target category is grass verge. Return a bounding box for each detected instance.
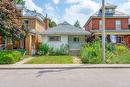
[25,56,73,64]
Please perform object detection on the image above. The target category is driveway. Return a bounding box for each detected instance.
[0,68,130,87]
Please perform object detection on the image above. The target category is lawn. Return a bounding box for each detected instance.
[25,56,73,64]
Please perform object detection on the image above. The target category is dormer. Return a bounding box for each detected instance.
[99,3,117,16]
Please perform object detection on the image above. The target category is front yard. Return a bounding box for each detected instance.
[25,56,73,64]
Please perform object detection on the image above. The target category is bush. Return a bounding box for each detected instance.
[38,43,49,55]
[0,50,22,64]
[38,44,69,56]
[80,39,130,64]
[115,44,128,54]
[80,39,102,64]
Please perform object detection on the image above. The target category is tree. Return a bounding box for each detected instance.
[13,0,25,4]
[48,18,57,28]
[74,20,81,28]
[0,0,28,49]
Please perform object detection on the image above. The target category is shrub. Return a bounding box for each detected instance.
[80,39,102,64]
[38,43,49,55]
[115,44,128,54]
[80,39,130,64]
[0,50,22,64]
[39,44,69,56]
[105,43,115,52]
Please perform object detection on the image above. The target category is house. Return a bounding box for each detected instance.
[84,3,130,47]
[43,21,90,55]
[16,4,48,55]
[0,4,47,55]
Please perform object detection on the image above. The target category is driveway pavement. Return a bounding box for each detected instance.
[0,68,130,87]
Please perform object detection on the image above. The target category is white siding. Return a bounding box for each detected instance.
[43,35,68,50]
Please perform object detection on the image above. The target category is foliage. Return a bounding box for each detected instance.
[115,44,128,54]
[80,39,130,64]
[48,18,57,28]
[50,44,69,56]
[38,44,69,56]
[80,39,102,64]
[105,43,115,52]
[0,50,22,64]
[38,43,49,55]
[13,0,25,4]
[25,56,73,64]
[0,0,28,48]
[74,20,81,28]
[0,0,18,38]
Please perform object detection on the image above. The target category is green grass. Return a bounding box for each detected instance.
[25,56,73,64]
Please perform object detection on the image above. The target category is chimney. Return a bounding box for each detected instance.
[44,14,49,30]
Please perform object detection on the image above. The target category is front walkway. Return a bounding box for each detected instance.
[73,56,82,64]
[14,57,34,65]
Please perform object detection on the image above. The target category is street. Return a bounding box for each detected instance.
[0,68,130,87]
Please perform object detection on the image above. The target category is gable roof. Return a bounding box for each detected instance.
[44,21,90,35]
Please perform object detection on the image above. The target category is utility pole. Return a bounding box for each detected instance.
[102,0,106,63]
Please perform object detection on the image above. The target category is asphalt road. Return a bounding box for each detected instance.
[0,69,130,87]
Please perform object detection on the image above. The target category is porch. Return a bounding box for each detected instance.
[68,35,86,55]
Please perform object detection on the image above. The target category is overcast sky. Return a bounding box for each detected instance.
[24,0,130,27]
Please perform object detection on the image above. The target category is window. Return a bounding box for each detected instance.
[49,36,61,41]
[116,20,121,30]
[105,8,113,13]
[99,20,102,30]
[23,20,29,29]
[116,36,124,43]
[73,37,80,42]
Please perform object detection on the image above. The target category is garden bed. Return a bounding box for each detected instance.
[80,38,130,64]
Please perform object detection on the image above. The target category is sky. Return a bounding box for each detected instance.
[24,0,130,27]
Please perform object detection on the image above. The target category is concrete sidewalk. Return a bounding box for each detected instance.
[1,64,130,69]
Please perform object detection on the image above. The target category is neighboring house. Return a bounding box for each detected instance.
[43,21,90,55]
[16,4,48,55]
[0,4,47,55]
[84,3,130,47]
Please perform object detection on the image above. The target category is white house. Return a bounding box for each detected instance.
[43,21,90,55]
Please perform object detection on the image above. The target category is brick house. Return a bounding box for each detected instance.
[0,4,48,55]
[84,3,130,47]
[16,5,48,55]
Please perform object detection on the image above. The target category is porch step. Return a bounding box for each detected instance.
[69,50,80,56]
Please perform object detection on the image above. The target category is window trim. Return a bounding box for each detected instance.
[48,36,61,42]
[115,20,121,30]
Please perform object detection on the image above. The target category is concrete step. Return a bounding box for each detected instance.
[69,50,80,56]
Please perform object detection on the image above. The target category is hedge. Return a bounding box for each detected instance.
[0,50,22,64]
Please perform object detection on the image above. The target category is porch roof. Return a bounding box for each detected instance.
[44,21,91,35]
[91,30,130,35]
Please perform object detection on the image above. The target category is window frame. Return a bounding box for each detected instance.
[99,20,103,30]
[48,36,61,42]
[116,20,121,30]
[23,19,29,29]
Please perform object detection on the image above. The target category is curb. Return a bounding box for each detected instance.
[1,64,130,69]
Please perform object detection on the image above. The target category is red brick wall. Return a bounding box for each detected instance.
[85,18,129,30]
